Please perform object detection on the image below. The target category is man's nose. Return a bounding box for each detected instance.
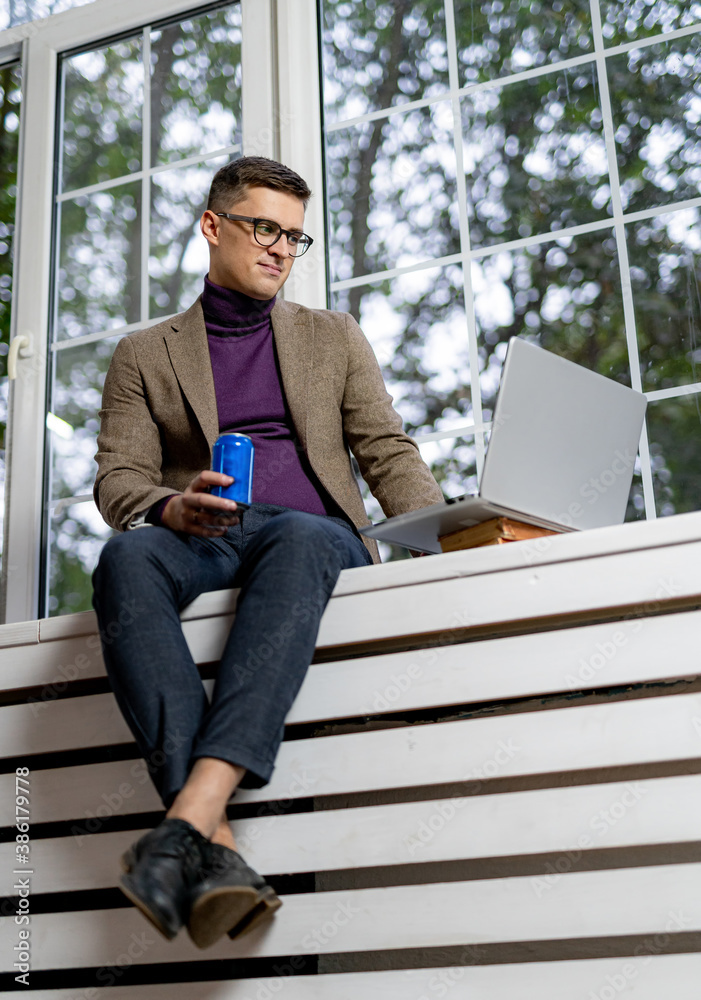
[268,236,292,259]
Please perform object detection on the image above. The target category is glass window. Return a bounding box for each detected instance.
[609,32,701,216]
[454,0,593,84]
[320,0,701,546]
[601,0,701,47]
[0,0,97,30]
[46,2,242,615]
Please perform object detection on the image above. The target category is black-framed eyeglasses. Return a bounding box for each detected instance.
[216,213,314,257]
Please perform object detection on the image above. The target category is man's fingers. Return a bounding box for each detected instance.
[190,470,234,492]
[189,503,239,536]
[184,491,237,515]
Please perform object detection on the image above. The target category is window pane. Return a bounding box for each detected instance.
[359,434,476,562]
[0,62,20,599]
[55,182,142,341]
[629,208,701,394]
[151,6,242,168]
[331,264,470,436]
[462,64,609,248]
[418,434,477,497]
[321,0,449,127]
[609,32,701,215]
[49,337,119,502]
[326,101,458,283]
[0,0,96,29]
[61,38,143,193]
[601,0,701,47]
[472,229,629,389]
[454,0,593,84]
[47,501,111,616]
[647,395,701,516]
[150,158,228,318]
[46,335,119,616]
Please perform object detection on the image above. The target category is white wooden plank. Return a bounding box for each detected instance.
[37,609,96,642]
[0,632,105,691]
[0,615,231,693]
[2,863,700,971]
[2,774,700,894]
[13,955,701,1000]
[317,540,701,648]
[295,607,701,721]
[5,606,701,759]
[1,692,131,757]
[35,590,240,643]
[0,619,38,648]
[3,690,701,826]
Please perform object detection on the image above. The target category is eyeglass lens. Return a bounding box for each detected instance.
[253,220,311,256]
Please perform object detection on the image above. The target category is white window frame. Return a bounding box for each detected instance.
[1,0,326,624]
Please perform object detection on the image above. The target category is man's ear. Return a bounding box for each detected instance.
[200,210,221,247]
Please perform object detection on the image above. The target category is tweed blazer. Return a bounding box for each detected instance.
[94,296,444,562]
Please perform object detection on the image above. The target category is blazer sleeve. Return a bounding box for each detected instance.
[340,313,444,517]
[94,336,182,531]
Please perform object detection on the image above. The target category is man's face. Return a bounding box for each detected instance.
[201,186,306,300]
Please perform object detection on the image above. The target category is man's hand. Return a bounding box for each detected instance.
[161,471,240,537]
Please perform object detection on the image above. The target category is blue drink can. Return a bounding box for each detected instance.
[211,433,254,508]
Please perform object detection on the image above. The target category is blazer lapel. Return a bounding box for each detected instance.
[271,299,314,449]
[164,298,220,449]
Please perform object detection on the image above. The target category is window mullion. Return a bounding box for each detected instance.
[589,0,655,520]
[444,0,485,478]
[141,26,151,325]
[274,0,326,310]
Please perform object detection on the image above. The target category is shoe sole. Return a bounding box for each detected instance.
[188,885,281,949]
[120,849,180,941]
[119,872,180,941]
[227,890,282,940]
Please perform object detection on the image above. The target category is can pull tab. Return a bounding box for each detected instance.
[8,335,34,380]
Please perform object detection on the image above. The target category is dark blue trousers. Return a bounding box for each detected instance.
[92,505,372,807]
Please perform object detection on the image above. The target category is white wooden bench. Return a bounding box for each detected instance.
[2,511,701,997]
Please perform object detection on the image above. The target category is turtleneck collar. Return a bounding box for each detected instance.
[202,274,276,337]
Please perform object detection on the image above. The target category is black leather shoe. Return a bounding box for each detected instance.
[187,842,282,949]
[120,818,207,940]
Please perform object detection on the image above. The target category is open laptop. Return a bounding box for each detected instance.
[361,337,648,554]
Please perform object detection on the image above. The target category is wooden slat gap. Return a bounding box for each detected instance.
[316,933,701,973]
[316,842,701,892]
[0,953,319,993]
[313,757,701,812]
[0,795,318,843]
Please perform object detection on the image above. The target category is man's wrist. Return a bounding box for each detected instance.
[146,495,178,528]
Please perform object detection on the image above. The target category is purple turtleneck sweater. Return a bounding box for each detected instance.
[150,277,341,524]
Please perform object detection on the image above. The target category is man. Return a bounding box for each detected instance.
[92,156,443,951]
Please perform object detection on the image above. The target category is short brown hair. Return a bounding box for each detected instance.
[207,156,312,212]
